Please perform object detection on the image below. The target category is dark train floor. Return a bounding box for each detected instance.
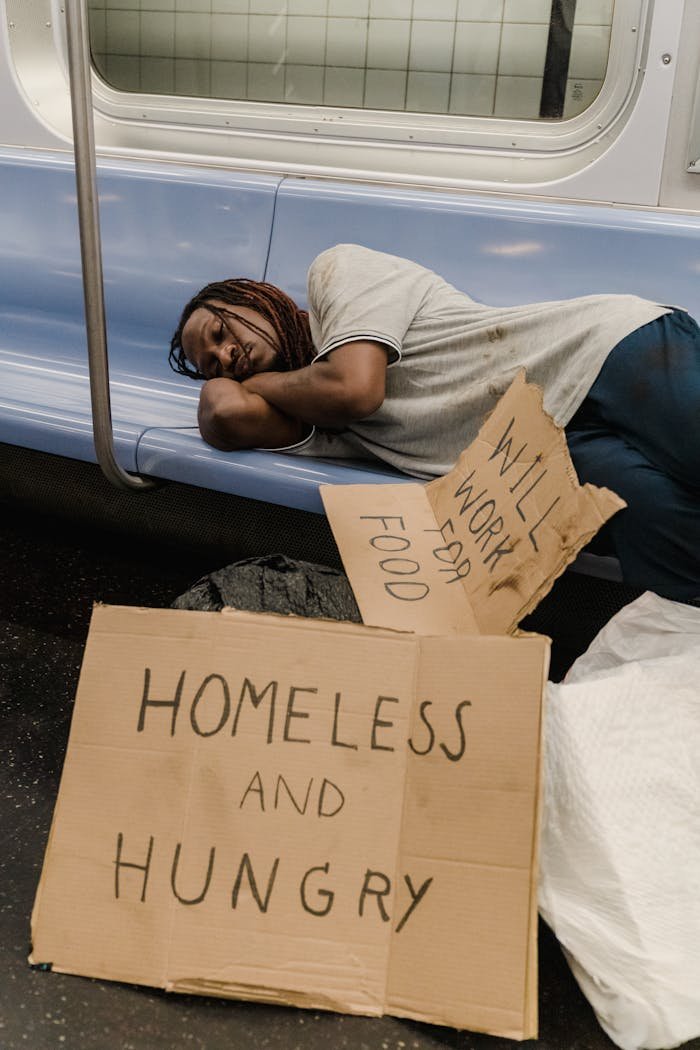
[0,502,695,1050]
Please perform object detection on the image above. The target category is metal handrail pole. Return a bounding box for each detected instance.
[64,0,154,490]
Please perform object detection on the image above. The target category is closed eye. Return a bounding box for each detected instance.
[200,353,222,380]
[194,352,218,380]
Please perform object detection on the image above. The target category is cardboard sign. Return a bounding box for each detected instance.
[321,371,625,636]
[31,604,546,1038]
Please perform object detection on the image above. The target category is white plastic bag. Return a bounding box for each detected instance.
[539,592,700,1050]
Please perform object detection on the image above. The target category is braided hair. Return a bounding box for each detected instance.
[169,278,316,379]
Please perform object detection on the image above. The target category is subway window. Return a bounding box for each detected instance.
[87,0,614,122]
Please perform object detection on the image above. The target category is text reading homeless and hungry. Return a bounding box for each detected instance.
[104,646,471,929]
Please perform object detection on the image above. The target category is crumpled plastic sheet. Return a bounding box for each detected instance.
[540,592,700,1050]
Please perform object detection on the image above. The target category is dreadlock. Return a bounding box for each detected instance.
[169,278,316,379]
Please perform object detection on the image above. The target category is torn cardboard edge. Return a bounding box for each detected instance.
[321,370,625,638]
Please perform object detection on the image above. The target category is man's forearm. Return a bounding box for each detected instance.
[243,344,387,427]
[198,378,308,450]
[242,366,358,427]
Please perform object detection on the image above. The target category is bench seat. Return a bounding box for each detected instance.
[3,147,700,583]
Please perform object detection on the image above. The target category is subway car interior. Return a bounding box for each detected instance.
[1,0,699,1047]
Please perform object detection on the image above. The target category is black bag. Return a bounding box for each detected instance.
[172,553,361,624]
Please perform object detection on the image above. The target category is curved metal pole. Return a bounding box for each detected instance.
[64,0,154,490]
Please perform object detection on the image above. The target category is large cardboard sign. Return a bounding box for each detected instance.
[31,605,546,1038]
[321,371,624,636]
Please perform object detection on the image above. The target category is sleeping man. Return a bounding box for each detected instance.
[169,243,700,604]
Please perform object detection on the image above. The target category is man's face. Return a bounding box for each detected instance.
[181,300,280,381]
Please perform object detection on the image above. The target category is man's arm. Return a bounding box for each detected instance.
[242,341,389,428]
[197,380,309,451]
[197,340,389,451]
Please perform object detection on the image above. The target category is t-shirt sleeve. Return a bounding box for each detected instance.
[256,425,375,462]
[306,244,433,364]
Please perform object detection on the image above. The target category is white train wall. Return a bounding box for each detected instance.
[0,0,698,214]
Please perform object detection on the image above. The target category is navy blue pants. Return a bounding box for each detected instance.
[566,309,700,603]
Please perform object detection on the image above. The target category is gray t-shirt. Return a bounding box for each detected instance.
[280,243,670,478]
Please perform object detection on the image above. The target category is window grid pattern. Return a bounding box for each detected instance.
[88,0,614,120]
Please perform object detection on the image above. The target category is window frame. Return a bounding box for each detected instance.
[86,0,645,155]
[8,0,655,189]
[687,63,700,172]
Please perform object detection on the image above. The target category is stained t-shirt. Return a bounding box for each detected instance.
[280,244,671,478]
